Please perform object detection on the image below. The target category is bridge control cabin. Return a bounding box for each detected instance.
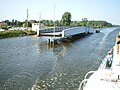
[32,23,44,32]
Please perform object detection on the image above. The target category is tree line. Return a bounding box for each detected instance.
[2,12,112,29]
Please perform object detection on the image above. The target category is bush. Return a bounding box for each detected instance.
[1,26,7,30]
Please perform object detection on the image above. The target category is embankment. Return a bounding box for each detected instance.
[0,30,36,39]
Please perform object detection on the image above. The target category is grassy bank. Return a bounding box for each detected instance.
[0,30,36,39]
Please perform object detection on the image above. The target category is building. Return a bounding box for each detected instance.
[0,22,7,28]
[32,23,44,32]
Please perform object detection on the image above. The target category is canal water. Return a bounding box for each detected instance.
[0,27,120,90]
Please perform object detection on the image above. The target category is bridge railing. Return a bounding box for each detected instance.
[39,26,72,33]
[62,26,94,37]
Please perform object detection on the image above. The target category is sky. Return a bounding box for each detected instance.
[0,0,120,25]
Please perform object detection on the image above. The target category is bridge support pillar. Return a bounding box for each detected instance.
[47,37,55,48]
[37,29,40,36]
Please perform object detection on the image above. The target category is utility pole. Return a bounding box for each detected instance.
[27,9,29,29]
[53,5,55,39]
[39,12,41,29]
[44,10,46,28]
[37,12,41,36]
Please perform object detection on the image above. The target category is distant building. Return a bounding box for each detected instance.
[32,23,44,32]
[0,22,7,27]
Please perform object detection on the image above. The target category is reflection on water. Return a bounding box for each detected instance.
[0,28,120,90]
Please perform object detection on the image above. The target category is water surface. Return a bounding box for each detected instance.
[0,27,120,90]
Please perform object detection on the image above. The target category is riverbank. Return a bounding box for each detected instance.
[0,30,36,39]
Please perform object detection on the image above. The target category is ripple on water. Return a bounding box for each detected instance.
[0,28,120,90]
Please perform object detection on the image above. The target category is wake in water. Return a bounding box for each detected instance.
[31,45,69,90]
[98,27,116,49]
[99,27,117,45]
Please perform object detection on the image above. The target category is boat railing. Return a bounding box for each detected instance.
[84,71,96,79]
[78,71,95,90]
[78,79,88,90]
[99,57,108,69]
[99,54,113,69]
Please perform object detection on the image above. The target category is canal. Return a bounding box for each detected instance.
[0,27,120,90]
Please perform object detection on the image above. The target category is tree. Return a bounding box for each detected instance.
[55,20,60,26]
[4,20,11,26]
[80,18,88,26]
[23,20,32,27]
[49,20,54,26]
[12,19,15,27]
[87,20,112,28]
[61,12,72,26]
[70,21,80,26]
[45,20,49,26]
[16,21,22,27]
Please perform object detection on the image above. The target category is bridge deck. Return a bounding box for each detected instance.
[39,26,94,37]
[40,32,62,36]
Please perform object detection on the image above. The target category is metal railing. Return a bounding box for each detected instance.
[78,79,88,90]
[78,71,95,90]
[39,26,72,33]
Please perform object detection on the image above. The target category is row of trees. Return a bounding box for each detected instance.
[70,18,112,28]
[4,19,32,27]
[2,12,112,28]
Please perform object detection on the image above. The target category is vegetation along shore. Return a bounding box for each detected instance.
[0,30,36,39]
[0,12,115,39]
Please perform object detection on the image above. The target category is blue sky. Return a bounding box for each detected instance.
[1,0,120,25]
